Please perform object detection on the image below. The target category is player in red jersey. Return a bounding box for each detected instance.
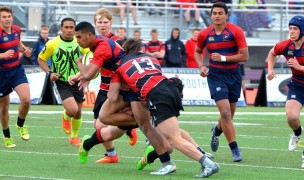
[108,38,220,178]
[266,15,304,168]
[74,21,176,175]
[194,2,249,162]
[71,8,137,163]
[91,8,138,164]
[0,6,30,148]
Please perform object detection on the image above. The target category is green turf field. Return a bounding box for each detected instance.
[0,105,303,179]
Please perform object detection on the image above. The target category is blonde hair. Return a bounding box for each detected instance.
[94,8,113,24]
[41,25,49,31]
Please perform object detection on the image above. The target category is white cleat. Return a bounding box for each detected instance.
[288,134,299,151]
[150,164,176,175]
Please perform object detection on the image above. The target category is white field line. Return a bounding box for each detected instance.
[0,149,303,172]
[9,110,290,115]
[0,174,69,180]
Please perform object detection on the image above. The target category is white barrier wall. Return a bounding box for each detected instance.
[266,68,291,107]
[10,67,246,106]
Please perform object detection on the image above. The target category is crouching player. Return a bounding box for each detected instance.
[108,38,220,178]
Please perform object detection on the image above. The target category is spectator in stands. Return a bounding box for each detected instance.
[31,25,50,67]
[145,28,165,66]
[20,46,33,65]
[142,0,165,16]
[115,0,139,25]
[116,27,128,46]
[132,29,146,52]
[164,27,186,67]
[177,0,201,29]
[185,28,206,68]
[197,0,213,27]
[132,29,141,40]
[235,0,273,37]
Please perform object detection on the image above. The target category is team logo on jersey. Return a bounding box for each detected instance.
[223,35,229,41]
[14,33,19,40]
[216,87,221,91]
[3,36,8,41]
[208,36,215,41]
[288,50,294,56]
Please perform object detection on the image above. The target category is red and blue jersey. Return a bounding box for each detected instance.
[90,35,125,92]
[112,53,166,99]
[146,40,165,66]
[0,25,21,71]
[274,39,304,84]
[197,23,247,72]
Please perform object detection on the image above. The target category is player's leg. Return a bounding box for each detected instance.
[286,99,302,151]
[13,66,30,141]
[179,128,214,159]
[99,96,136,127]
[131,101,175,175]
[0,95,16,147]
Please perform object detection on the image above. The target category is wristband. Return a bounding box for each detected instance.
[220,56,226,62]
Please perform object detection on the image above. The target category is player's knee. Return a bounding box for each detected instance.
[286,113,299,123]
[220,110,231,121]
[20,96,31,106]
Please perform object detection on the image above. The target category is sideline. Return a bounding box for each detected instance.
[9,110,288,115]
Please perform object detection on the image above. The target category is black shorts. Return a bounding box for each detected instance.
[93,89,140,119]
[55,80,85,103]
[120,89,140,102]
[147,80,183,126]
[93,90,108,119]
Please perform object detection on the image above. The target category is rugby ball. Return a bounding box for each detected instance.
[82,51,99,79]
[82,51,94,65]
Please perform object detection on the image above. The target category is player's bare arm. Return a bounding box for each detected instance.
[108,82,121,103]
[211,48,249,63]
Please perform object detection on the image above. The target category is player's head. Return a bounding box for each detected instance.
[122,38,142,54]
[289,15,304,41]
[94,8,112,36]
[169,77,184,99]
[211,2,228,15]
[210,2,228,25]
[133,29,141,40]
[60,17,76,40]
[75,21,96,48]
[0,6,13,28]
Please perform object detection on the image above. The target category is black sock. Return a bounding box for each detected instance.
[158,152,171,164]
[229,141,238,150]
[214,126,223,136]
[294,126,302,136]
[3,128,10,138]
[17,116,25,127]
[147,150,159,164]
[83,130,104,151]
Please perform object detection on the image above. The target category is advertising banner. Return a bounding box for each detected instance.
[266,68,291,107]
[10,66,47,104]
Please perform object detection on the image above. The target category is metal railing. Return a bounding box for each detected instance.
[0,0,303,45]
